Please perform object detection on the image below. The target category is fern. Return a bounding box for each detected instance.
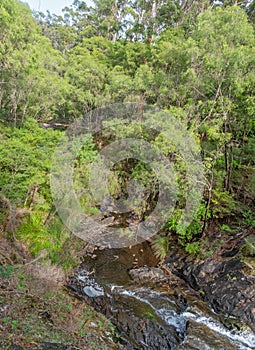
[151,236,169,260]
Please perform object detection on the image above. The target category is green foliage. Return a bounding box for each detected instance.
[220,224,234,233]
[151,236,169,260]
[0,265,16,279]
[0,0,254,263]
[166,203,208,245]
[0,1,69,122]
[0,265,118,349]
[211,190,236,218]
[2,4,255,348]
[65,37,110,114]
[242,236,255,257]
[185,242,201,254]
[0,119,62,205]
[11,320,19,328]
[242,210,255,227]
[16,213,69,258]
[73,136,100,212]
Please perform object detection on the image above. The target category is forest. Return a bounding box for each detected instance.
[0,0,255,348]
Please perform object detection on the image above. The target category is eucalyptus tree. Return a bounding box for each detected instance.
[64,36,111,115]
[0,0,70,123]
[188,6,255,218]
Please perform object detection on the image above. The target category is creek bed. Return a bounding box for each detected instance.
[68,242,255,349]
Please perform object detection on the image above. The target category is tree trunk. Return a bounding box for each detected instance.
[224,121,231,192]
[146,0,157,44]
[29,185,40,210]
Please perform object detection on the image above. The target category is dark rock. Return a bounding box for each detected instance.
[68,268,186,350]
[128,266,168,284]
[221,248,239,258]
[165,236,255,332]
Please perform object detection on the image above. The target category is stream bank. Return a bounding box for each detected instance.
[165,231,255,333]
[67,233,255,350]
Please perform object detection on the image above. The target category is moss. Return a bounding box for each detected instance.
[129,299,158,321]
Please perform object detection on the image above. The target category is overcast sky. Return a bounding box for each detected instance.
[23,0,77,15]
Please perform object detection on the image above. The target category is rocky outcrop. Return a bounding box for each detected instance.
[68,268,187,350]
[165,234,255,332]
[128,266,168,284]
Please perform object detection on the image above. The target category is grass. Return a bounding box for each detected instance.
[0,261,120,349]
[0,233,120,350]
[16,213,69,257]
[15,213,88,272]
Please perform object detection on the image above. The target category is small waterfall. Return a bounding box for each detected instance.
[68,243,255,350]
[182,308,255,350]
[114,285,255,350]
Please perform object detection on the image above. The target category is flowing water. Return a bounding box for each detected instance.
[69,242,255,350]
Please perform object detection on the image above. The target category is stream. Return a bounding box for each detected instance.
[68,242,255,350]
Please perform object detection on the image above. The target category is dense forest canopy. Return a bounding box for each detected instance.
[0,0,255,257]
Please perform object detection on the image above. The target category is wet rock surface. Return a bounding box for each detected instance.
[68,268,186,350]
[66,237,255,350]
[66,243,191,349]
[128,266,169,284]
[165,234,255,332]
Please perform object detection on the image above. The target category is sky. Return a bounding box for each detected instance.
[24,0,77,15]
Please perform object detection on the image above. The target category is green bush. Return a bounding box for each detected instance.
[165,203,208,244]
[185,242,201,254]
[16,213,69,258]
[0,119,62,206]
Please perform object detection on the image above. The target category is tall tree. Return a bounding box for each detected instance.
[191,6,255,211]
[0,0,70,123]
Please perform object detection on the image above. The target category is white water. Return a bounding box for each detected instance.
[182,309,255,350]
[117,287,186,333]
[115,286,255,350]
